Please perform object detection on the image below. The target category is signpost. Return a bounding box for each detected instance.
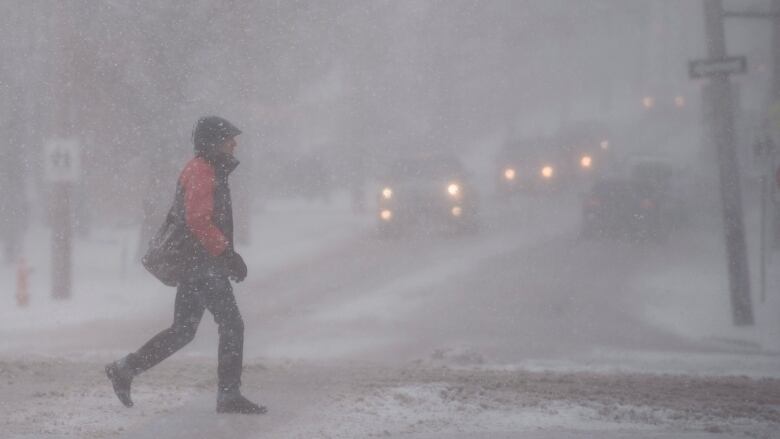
[45,139,80,299]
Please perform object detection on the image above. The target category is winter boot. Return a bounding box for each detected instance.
[217,390,267,414]
[105,359,134,407]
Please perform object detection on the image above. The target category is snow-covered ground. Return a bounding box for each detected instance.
[637,206,780,357]
[1,191,779,439]
[3,357,777,439]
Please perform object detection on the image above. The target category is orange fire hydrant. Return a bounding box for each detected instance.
[16,258,29,307]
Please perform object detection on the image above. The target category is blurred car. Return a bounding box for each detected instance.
[377,154,479,235]
[580,177,669,241]
[496,137,562,197]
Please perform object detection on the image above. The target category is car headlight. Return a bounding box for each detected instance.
[541,166,554,179]
[451,206,463,217]
[642,96,655,109]
[580,155,592,169]
[380,209,393,221]
[382,187,393,199]
[504,168,516,181]
[447,183,461,197]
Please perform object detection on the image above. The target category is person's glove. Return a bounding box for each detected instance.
[222,249,247,282]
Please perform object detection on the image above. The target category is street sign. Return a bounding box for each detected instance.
[688,56,747,79]
[44,139,80,183]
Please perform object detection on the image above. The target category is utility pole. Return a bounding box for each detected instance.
[701,0,753,325]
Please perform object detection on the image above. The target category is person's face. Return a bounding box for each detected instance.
[218,136,238,156]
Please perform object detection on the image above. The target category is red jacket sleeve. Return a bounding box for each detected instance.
[180,158,229,256]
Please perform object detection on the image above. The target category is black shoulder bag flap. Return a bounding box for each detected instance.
[142,207,187,287]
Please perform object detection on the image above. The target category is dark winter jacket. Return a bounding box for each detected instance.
[172,152,238,278]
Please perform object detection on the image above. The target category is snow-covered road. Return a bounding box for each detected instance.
[2,193,779,438]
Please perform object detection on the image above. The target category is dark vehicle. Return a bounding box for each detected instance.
[377,154,479,235]
[580,177,669,241]
[627,156,689,226]
[496,137,561,198]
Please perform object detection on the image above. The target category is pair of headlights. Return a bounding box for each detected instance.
[503,166,555,180]
[380,205,463,221]
[504,158,591,181]
[643,96,686,109]
[381,183,461,200]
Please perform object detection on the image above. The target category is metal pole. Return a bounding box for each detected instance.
[773,0,780,100]
[770,0,780,304]
[770,0,780,249]
[50,1,73,299]
[51,183,72,299]
[703,0,754,325]
[761,174,768,303]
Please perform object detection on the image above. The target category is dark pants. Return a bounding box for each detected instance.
[126,274,244,393]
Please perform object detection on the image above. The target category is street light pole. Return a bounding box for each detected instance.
[702,0,753,325]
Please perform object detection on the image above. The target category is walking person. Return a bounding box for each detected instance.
[106,116,265,414]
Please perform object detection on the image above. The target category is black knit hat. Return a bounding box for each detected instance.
[192,116,242,153]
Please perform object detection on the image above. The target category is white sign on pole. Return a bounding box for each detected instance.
[44,139,80,183]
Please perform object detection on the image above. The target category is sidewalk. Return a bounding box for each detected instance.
[635,210,780,355]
